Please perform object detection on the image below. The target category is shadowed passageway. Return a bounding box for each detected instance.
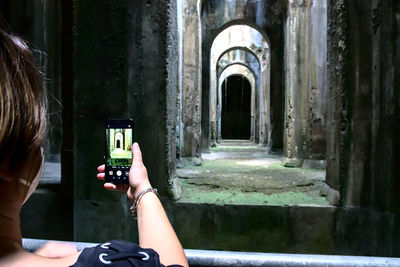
[221,75,251,140]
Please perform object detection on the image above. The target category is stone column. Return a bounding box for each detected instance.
[284,0,327,168]
[259,50,271,146]
[284,0,311,166]
[303,0,328,168]
[180,0,202,163]
[326,0,400,213]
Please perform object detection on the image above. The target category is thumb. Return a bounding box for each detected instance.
[132,142,142,164]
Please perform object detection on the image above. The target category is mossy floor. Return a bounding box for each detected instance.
[177,140,330,206]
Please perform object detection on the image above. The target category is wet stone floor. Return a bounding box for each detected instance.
[176,140,330,206]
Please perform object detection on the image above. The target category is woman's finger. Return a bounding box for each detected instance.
[104,183,119,191]
[97,165,105,172]
[97,173,105,180]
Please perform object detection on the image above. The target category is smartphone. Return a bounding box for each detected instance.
[105,119,134,184]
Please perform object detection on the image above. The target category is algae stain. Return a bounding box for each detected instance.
[178,182,330,207]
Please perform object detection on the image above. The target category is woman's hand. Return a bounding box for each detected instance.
[97,142,152,202]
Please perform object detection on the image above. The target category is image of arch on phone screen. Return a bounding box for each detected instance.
[105,119,134,184]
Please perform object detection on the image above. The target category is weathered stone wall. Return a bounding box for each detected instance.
[201,0,286,151]
[326,0,400,214]
[73,0,132,242]
[166,202,400,256]
[73,0,178,241]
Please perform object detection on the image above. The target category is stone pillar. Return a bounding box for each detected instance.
[284,0,327,168]
[284,0,311,166]
[303,0,328,168]
[180,0,202,162]
[128,0,179,197]
[259,51,271,147]
[326,0,400,213]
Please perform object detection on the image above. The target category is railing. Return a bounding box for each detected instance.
[23,238,400,267]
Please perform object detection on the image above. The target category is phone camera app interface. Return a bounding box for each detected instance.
[106,127,132,182]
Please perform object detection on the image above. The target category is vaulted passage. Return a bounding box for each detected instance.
[221,75,251,140]
[3,0,399,256]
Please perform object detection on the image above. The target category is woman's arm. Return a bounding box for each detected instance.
[97,143,188,267]
[136,189,187,266]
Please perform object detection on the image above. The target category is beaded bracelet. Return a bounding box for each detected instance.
[130,188,159,218]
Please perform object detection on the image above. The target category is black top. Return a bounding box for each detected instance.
[71,240,184,267]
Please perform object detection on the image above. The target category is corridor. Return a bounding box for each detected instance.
[3,0,399,255]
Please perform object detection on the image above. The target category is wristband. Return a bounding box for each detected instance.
[130,188,159,218]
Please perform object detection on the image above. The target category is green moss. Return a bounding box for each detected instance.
[178,141,328,207]
[178,181,330,206]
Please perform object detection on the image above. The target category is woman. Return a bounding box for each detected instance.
[0,22,187,266]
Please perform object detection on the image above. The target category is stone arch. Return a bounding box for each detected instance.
[217,47,260,77]
[209,23,271,147]
[219,62,257,87]
[218,64,256,141]
[208,19,272,49]
[115,132,124,150]
[201,4,286,151]
[217,49,260,140]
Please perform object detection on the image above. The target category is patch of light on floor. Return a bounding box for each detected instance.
[235,159,280,167]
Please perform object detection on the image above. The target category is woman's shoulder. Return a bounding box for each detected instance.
[0,239,80,267]
[72,240,183,267]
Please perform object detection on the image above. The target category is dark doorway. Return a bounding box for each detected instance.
[221,75,251,139]
[116,139,121,148]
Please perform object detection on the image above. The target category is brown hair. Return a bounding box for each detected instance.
[0,25,46,172]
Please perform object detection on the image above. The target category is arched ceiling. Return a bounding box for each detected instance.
[211,24,269,70]
[217,48,259,77]
[218,64,255,91]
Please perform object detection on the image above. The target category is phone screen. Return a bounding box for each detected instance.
[105,119,134,183]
